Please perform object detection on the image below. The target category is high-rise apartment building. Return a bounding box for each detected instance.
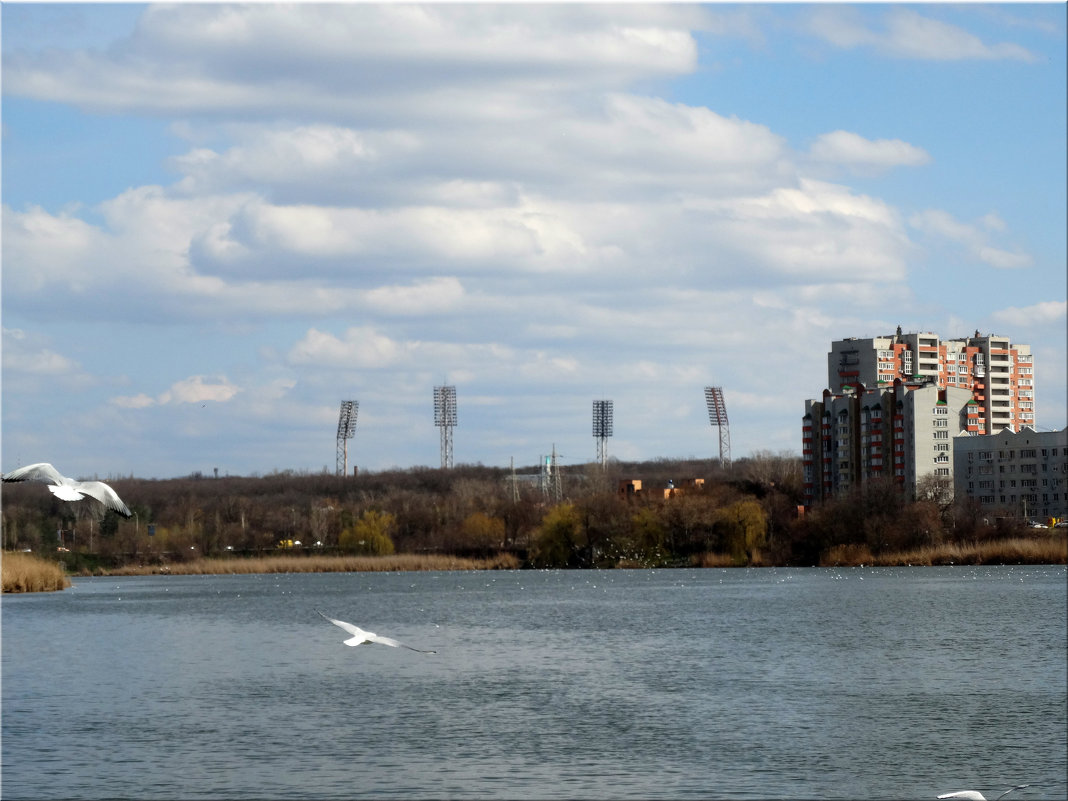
[827,330,1034,434]
[802,379,974,505]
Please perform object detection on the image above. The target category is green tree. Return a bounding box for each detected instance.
[530,503,581,568]
[460,512,505,551]
[339,510,396,555]
[717,499,767,565]
[628,507,669,566]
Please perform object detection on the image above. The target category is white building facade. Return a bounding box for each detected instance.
[953,427,1068,524]
[802,379,974,505]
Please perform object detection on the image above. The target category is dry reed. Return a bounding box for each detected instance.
[92,552,522,577]
[823,536,1067,567]
[689,552,738,568]
[2,551,72,593]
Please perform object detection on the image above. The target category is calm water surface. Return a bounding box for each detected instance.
[2,566,1065,800]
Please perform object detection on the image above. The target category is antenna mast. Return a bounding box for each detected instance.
[336,400,358,476]
[704,386,731,469]
[433,385,457,469]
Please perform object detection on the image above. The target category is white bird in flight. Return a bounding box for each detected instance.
[938,785,1031,801]
[316,610,436,653]
[2,462,132,518]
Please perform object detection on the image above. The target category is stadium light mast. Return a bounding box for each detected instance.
[336,400,358,476]
[433,385,457,469]
[704,386,731,470]
[592,400,613,469]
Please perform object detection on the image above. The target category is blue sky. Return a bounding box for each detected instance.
[2,3,1065,480]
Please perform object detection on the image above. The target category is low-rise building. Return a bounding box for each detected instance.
[953,427,1068,524]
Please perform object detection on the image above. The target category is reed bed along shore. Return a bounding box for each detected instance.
[2,551,72,593]
[821,536,1067,567]
[80,552,522,577]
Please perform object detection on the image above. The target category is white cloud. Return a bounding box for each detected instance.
[909,209,1032,269]
[991,300,1067,328]
[1,327,81,375]
[808,130,930,174]
[882,8,1036,62]
[805,7,1036,61]
[3,5,704,117]
[288,327,409,369]
[365,277,465,316]
[111,375,239,408]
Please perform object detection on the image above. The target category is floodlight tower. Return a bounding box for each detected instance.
[592,400,613,468]
[433,385,458,469]
[336,400,358,477]
[704,386,731,469]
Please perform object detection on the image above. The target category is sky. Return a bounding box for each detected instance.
[2,2,1065,481]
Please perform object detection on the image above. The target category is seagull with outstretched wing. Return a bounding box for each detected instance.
[3,462,132,518]
[938,785,1032,801]
[316,610,436,653]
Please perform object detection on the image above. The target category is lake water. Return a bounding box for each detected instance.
[2,566,1065,800]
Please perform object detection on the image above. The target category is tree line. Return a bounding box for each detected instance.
[0,451,1048,569]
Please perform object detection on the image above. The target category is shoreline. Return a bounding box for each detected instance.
[5,534,1064,591]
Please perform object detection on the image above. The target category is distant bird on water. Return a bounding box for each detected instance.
[938,785,1032,801]
[2,462,132,518]
[316,610,436,653]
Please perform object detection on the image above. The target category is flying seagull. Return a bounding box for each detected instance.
[938,785,1031,801]
[2,462,132,518]
[316,610,436,653]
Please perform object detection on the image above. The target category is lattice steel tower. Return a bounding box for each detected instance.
[336,400,358,476]
[592,400,613,468]
[433,385,457,469]
[704,386,731,469]
[541,444,563,502]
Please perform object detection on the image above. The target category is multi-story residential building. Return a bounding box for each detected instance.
[827,329,1034,434]
[802,379,973,506]
[953,427,1068,524]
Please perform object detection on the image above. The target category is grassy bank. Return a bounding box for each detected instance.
[76,552,522,577]
[2,551,72,593]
